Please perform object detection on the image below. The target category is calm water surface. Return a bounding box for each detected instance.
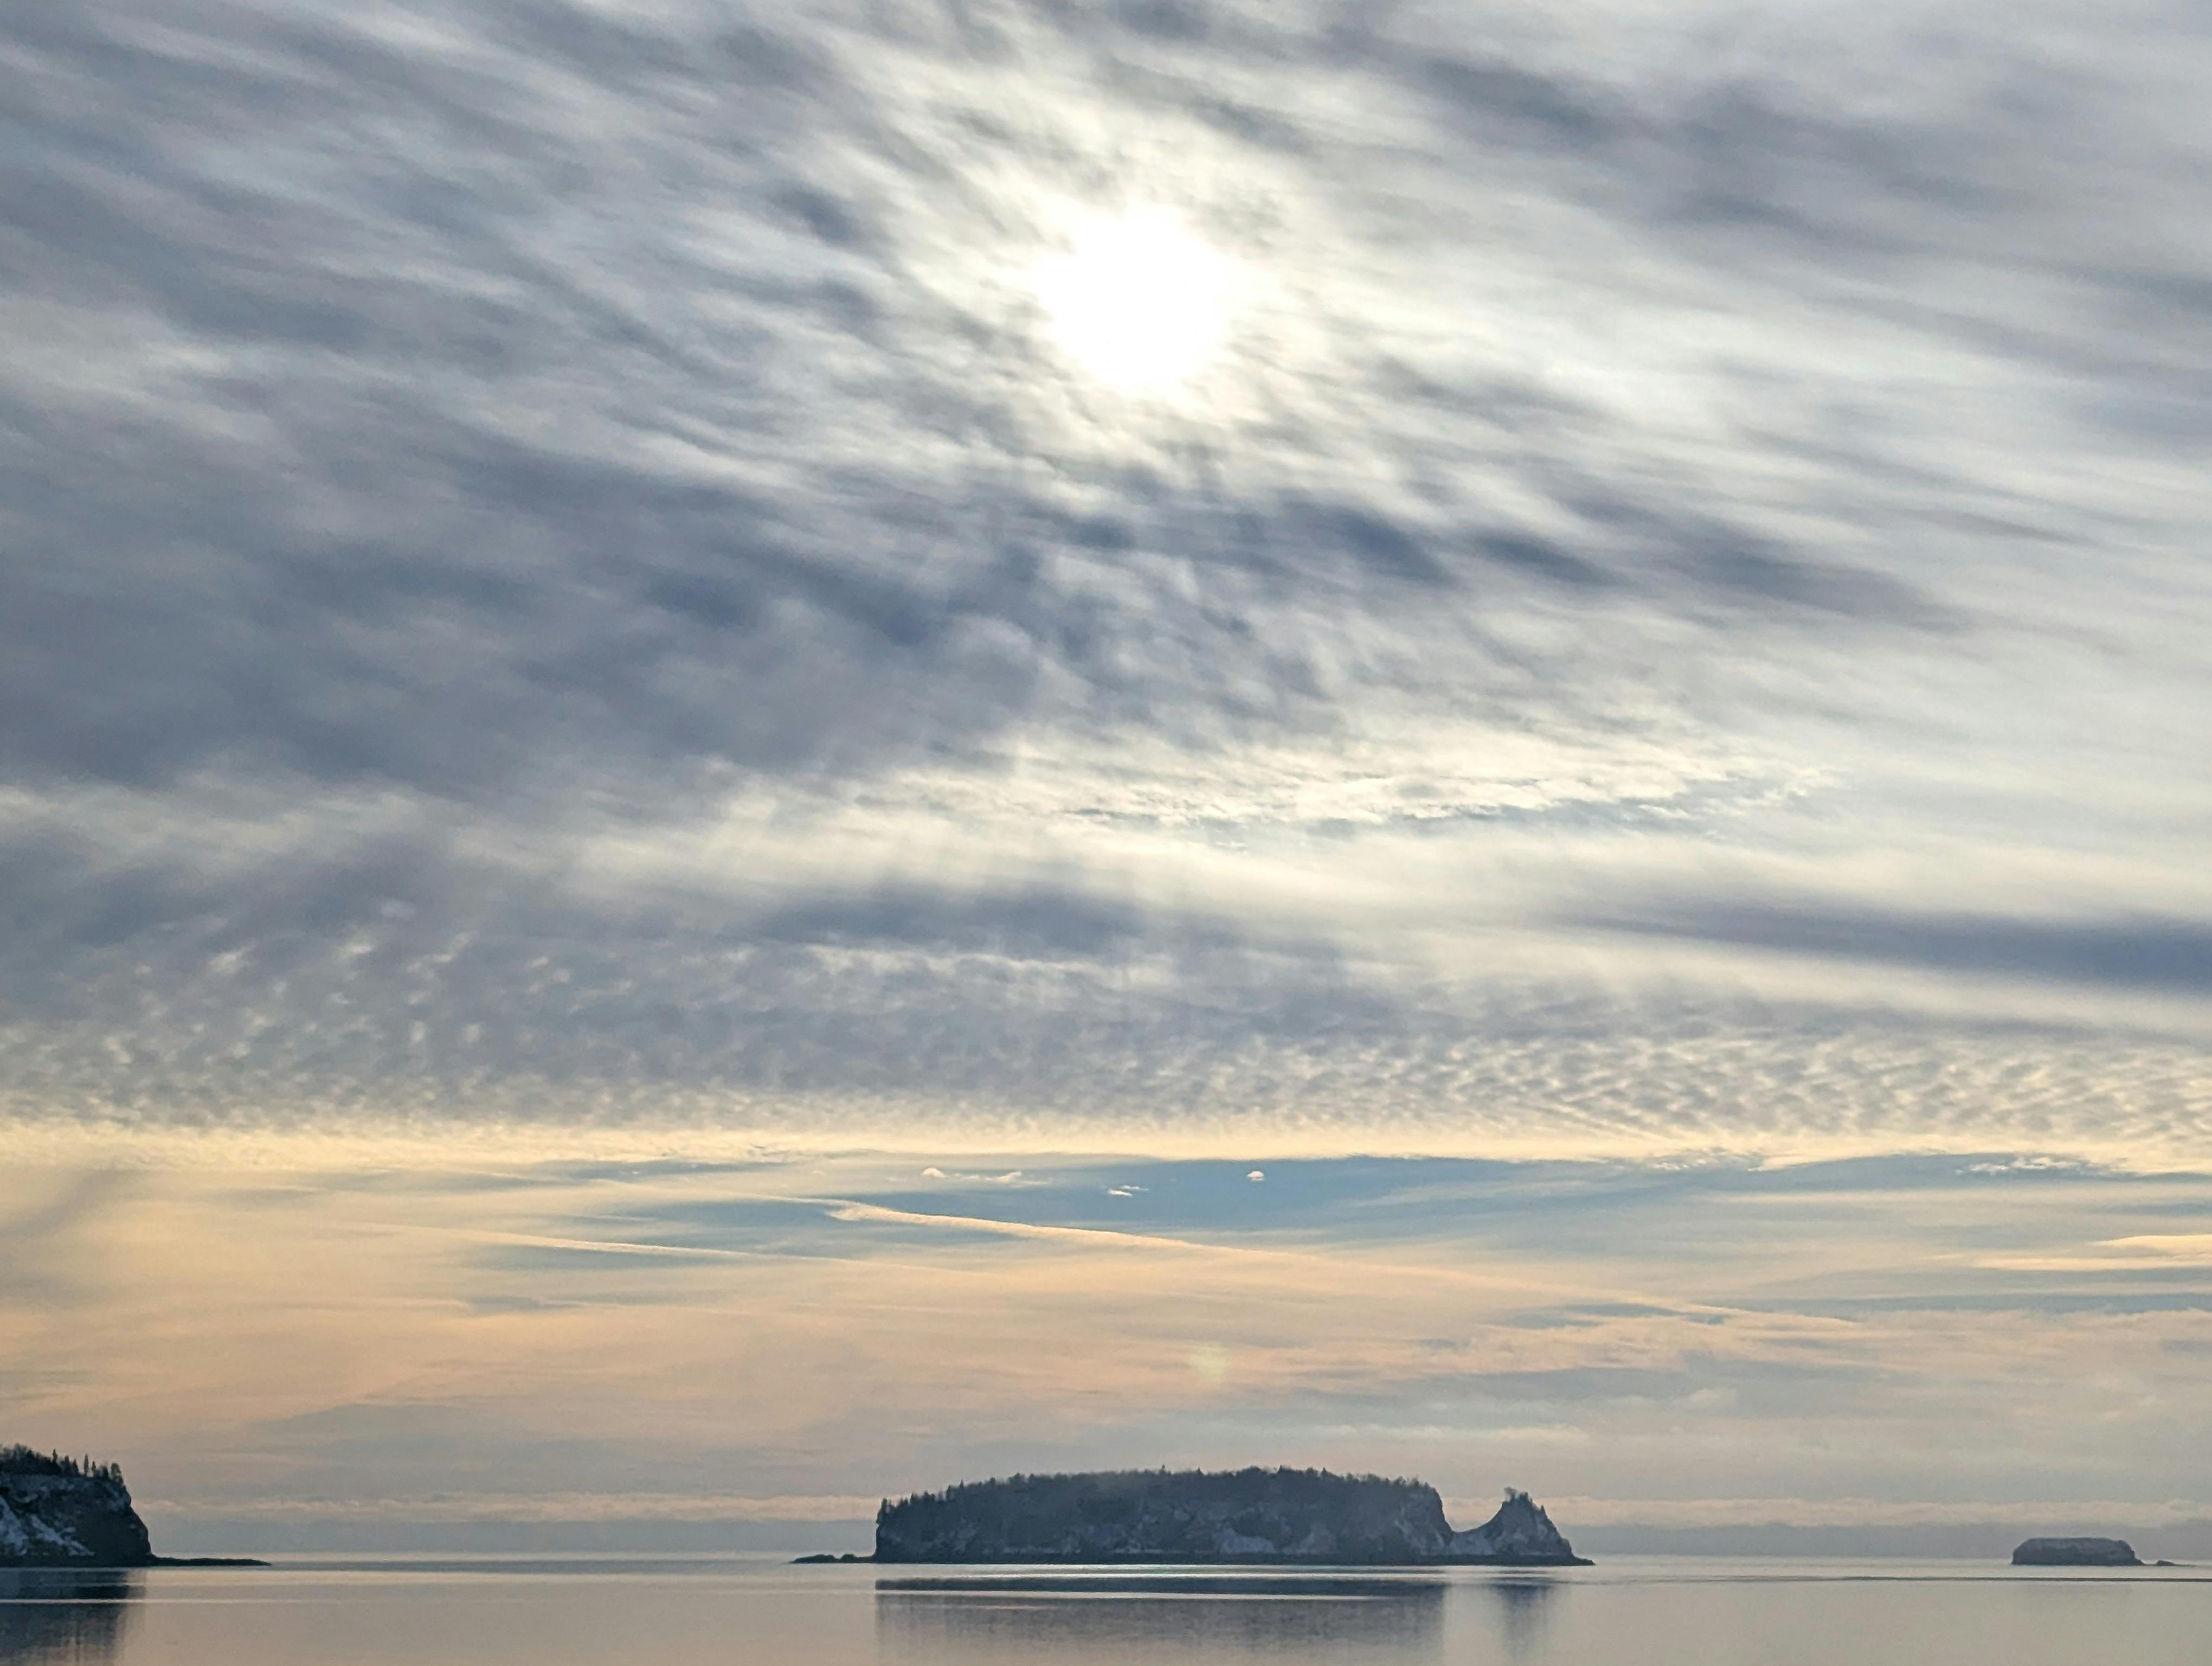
[3,1556,2206,1666]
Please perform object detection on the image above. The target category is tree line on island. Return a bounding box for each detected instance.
[813,1466,1591,1565]
[0,1449,126,1486]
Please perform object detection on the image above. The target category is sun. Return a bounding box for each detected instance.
[1031,209,1239,393]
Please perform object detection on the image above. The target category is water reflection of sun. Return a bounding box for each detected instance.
[1030,209,1239,393]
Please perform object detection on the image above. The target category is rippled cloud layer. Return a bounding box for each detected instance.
[5,0,2210,1160]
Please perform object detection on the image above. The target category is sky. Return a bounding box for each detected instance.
[2,0,2209,1557]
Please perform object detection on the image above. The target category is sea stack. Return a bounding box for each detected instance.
[2011,1537,2142,1566]
[872,1468,1589,1565]
[1446,1488,1579,1562]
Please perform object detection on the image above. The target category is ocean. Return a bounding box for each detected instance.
[4,1556,2206,1666]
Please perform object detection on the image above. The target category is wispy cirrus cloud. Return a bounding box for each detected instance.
[7,1154,2211,1552]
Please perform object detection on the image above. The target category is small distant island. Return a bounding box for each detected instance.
[0,1447,263,1567]
[802,1468,1587,1565]
[2011,1537,2142,1567]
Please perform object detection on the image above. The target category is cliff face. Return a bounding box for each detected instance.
[1444,1490,1579,1562]
[873,1469,1586,1565]
[0,1451,155,1567]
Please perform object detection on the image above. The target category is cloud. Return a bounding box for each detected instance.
[1538,1495,2212,1529]
[137,1492,879,1524]
[0,0,2208,1172]
[8,1154,2212,1544]
[7,0,2211,1561]
[1580,901,2212,997]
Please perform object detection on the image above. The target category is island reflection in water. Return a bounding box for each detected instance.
[876,1573,1457,1664]
[1486,1580,1555,1659]
[0,1572,139,1666]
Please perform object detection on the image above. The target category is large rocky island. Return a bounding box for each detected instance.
[868,1468,1588,1565]
[0,1446,259,1567]
[2011,1537,2142,1567]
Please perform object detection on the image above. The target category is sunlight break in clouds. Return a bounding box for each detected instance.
[1032,209,1242,392]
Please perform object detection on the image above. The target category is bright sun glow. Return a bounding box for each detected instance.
[1031,209,1238,393]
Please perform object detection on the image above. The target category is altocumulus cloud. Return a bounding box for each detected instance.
[1,0,2208,1159]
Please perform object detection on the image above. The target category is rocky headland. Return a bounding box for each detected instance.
[0,1447,259,1567]
[867,1468,1588,1565]
[2010,1536,2142,1567]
